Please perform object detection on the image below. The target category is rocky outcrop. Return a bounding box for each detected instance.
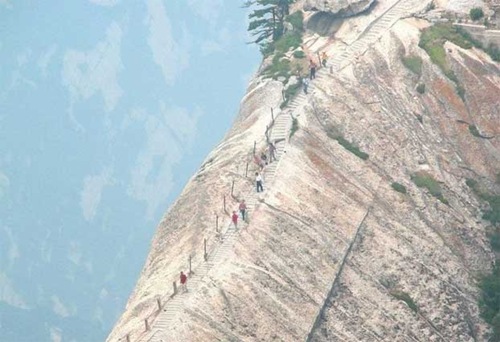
[304,0,375,17]
[108,0,500,341]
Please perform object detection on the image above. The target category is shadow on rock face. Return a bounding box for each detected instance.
[305,0,378,36]
[306,12,344,36]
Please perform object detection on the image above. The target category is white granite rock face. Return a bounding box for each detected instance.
[304,0,375,17]
[108,2,500,341]
[446,0,485,14]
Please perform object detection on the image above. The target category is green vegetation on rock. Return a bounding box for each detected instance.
[466,177,500,339]
[469,124,481,137]
[293,50,306,59]
[289,117,299,138]
[411,172,448,204]
[326,128,369,160]
[401,55,423,76]
[466,178,500,226]
[454,27,500,62]
[390,290,418,313]
[263,53,291,80]
[470,7,484,21]
[419,23,473,100]
[391,182,407,194]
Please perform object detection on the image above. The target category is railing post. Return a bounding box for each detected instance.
[126,334,131,342]
[204,238,208,261]
[216,214,219,232]
[271,107,274,122]
[173,281,177,296]
[156,297,162,311]
[145,318,150,331]
[245,161,249,177]
[253,141,256,155]
[223,195,226,213]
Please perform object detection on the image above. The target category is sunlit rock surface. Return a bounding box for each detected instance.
[108,0,500,340]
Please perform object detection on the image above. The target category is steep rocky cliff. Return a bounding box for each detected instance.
[108,0,500,340]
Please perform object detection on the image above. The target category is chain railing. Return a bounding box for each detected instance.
[117,106,281,342]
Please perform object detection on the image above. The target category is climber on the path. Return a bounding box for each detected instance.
[232,211,239,229]
[269,142,276,162]
[321,51,328,67]
[180,271,188,293]
[239,200,247,221]
[309,59,316,80]
[303,77,309,94]
[260,152,268,165]
[254,154,264,170]
[255,172,264,192]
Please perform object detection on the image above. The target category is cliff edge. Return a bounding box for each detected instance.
[108,0,500,340]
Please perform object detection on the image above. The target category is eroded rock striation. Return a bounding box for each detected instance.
[108,0,500,341]
[304,0,375,17]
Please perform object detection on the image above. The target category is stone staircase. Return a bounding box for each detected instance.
[123,0,429,339]
[329,0,426,71]
[141,114,292,342]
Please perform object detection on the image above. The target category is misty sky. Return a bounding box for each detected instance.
[0,0,260,340]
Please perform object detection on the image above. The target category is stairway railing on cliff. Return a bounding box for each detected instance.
[115,0,426,335]
[115,107,283,342]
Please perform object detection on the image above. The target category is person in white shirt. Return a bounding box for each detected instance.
[255,172,264,193]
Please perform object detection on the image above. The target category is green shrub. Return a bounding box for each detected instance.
[390,290,418,313]
[293,50,306,59]
[455,28,500,62]
[471,178,500,340]
[289,117,299,138]
[391,182,407,194]
[490,231,500,251]
[401,55,423,76]
[419,24,474,100]
[419,24,473,70]
[416,83,426,94]
[487,44,500,62]
[470,7,484,21]
[456,84,466,101]
[330,134,370,160]
[286,11,304,31]
[479,265,500,339]
[274,32,302,54]
[263,53,291,81]
[466,178,500,226]
[260,42,275,57]
[483,195,500,226]
[469,125,481,137]
[466,178,479,189]
[411,172,448,204]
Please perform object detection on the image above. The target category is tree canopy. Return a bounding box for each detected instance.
[244,0,294,47]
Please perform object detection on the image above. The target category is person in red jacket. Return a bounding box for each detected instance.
[180,271,188,293]
[239,200,247,222]
[232,210,239,229]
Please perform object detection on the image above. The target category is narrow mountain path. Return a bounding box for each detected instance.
[137,113,290,342]
[118,0,428,340]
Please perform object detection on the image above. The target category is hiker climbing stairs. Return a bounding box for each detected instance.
[141,118,290,342]
[125,0,429,339]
